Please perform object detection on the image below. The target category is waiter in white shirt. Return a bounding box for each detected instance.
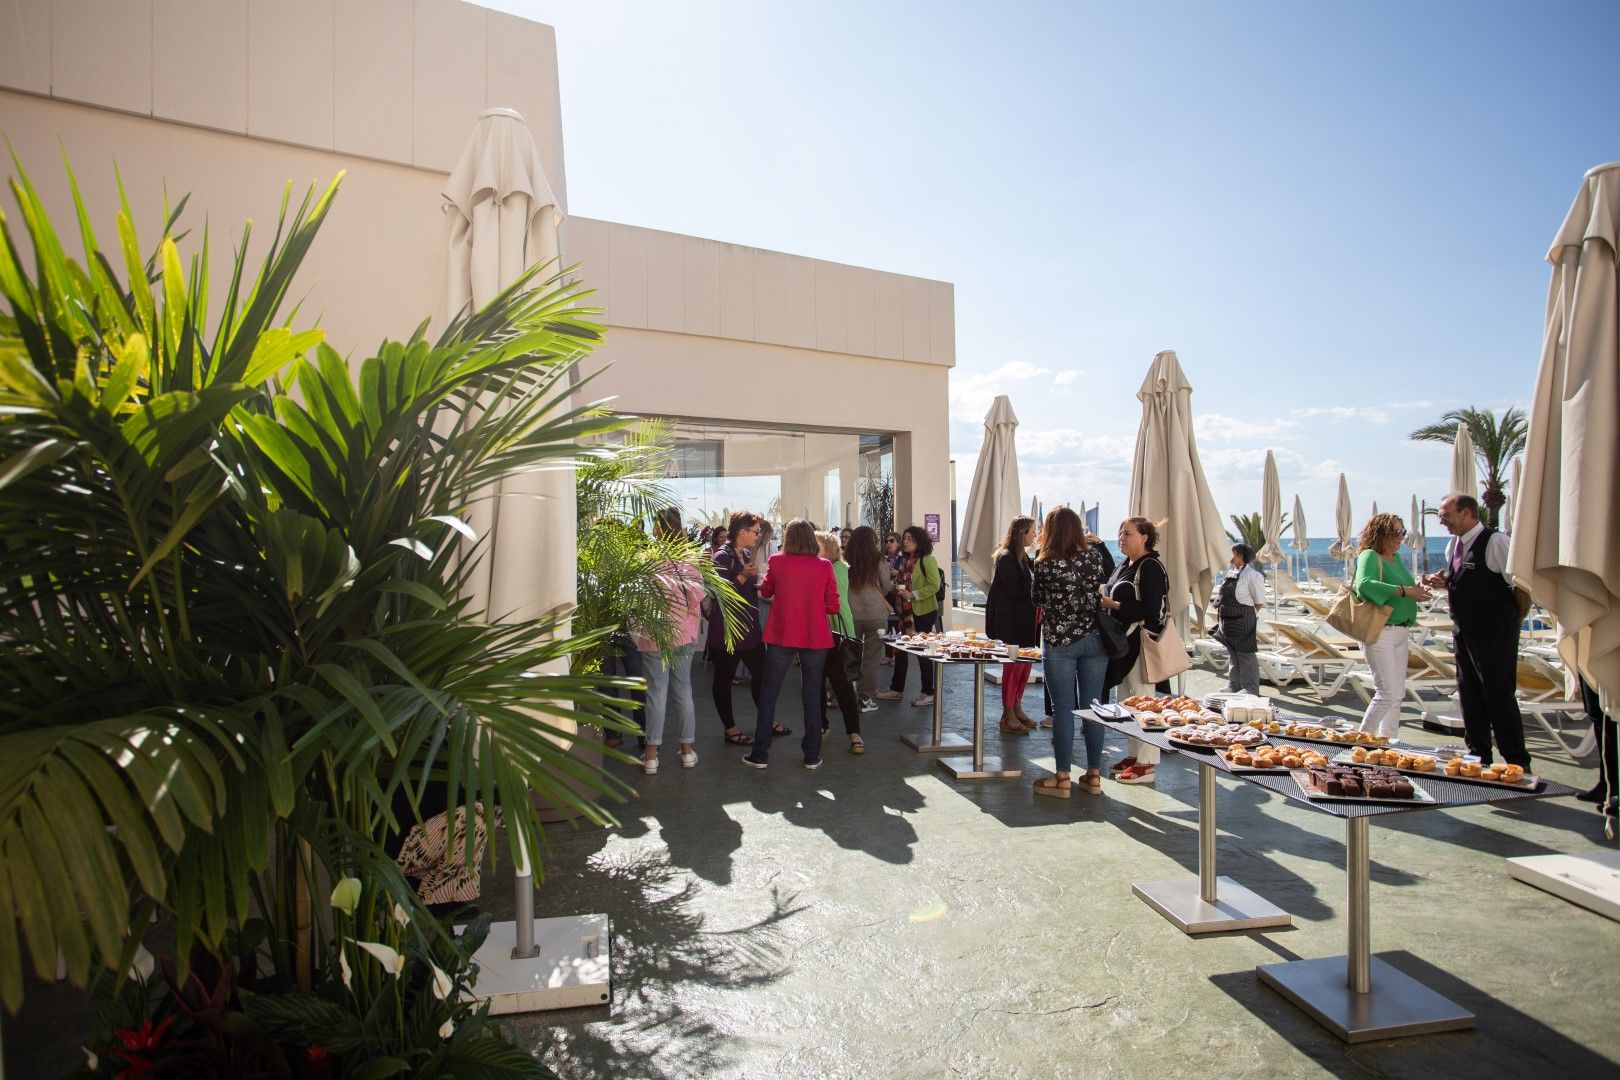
[1422,492,1531,768]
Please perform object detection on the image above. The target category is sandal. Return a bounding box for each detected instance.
[1033,774,1072,799]
[1076,771,1103,795]
[849,737,865,755]
[722,729,752,745]
[999,720,1031,735]
[772,723,792,736]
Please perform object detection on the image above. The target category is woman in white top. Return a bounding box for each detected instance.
[1218,543,1267,694]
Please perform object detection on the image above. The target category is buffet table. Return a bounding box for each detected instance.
[1082,706,1578,1042]
[891,642,1022,780]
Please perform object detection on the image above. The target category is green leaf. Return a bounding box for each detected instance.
[350,1059,412,1080]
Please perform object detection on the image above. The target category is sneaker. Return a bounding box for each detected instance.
[642,756,659,775]
[804,758,823,770]
[1109,756,1138,773]
[741,754,768,769]
[1116,765,1157,785]
[912,693,935,707]
[860,698,879,713]
[680,749,698,768]
[875,690,903,701]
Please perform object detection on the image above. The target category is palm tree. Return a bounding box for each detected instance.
[0,156,624,1073]
[1226,511,1289,558]
[1408,407,1527,526]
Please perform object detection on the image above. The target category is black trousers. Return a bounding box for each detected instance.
[890,610,940,693]
[823,642,862,735]
[1582,678,1618,799]
[712,645,764,731]
[1454,623,1531,768]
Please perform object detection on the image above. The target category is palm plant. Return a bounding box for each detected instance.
[573,419,747,676]
[1408,406,1527,526]
[0,156,632,1072]
[1226,512,1288,557]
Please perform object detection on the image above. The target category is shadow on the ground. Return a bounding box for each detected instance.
[506,847,802,1079]
[1207,949,1620,1079]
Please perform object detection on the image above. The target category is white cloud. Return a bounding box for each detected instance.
[1195,413,1300,442]
[948,360,1053,422]
[1290,405,1392,425]
[1052,370,1078,388]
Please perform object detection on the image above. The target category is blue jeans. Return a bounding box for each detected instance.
[1042,631,1109,772]
[640,644,696,747]
[750,644,829,763]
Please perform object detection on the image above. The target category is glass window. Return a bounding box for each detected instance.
[655,421,893,537]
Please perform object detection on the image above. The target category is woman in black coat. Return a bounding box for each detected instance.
[1100,516,1171,785]
[985,516,1038,732]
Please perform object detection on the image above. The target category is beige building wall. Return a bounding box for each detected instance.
[562,216,955,577]
[0,0,958,609]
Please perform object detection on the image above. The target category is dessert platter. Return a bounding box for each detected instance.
[891,630,1012,661]
[1221,743,1331,773]
[1163,721,1267,750]
[1292,764,1435,804]
[1122,694,1223,730]
[1242,716,1390,747]
[1334,747,1540,790]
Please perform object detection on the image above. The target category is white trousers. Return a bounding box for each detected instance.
[1358,624,1410,740]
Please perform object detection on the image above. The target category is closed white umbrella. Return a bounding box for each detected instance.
[1127,350,1228,636]
[1510,162,1620,709]
[1328,473,1356,570]
[1450,421,1478,501]
[438,107,572,977]
[957,395,1023,593]
[1291,494,1309,581]
[1258,452,1285,619]
[441,107,570,627]
[1408,495,1424,576]
[1505,456,1522,534]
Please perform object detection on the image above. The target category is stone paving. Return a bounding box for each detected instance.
[505,658,1620,1079]
[7,658,1618,1078]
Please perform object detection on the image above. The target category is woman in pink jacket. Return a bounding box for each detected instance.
[741,518,841,770]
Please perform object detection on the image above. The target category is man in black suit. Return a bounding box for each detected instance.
[1423,493,1531,768]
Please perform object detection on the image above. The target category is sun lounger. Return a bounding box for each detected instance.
[1268,622,1360,699]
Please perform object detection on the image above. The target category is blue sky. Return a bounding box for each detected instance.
[498,0,1618,535]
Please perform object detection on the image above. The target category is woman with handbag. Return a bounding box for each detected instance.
[986,515,1039,734]
[876,526,944,706]
[817,531,866,752]
[709,511,776,746]
[845,526,894,709]
[1352,513,1430,740]
[742,519,842,769]
[1030,507,1112,797]
[1100,516,1172,785]
[1218,543,1267,694]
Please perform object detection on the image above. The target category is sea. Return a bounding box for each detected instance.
[950,537,1456,607]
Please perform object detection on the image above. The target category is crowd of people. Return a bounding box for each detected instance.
[621,492,1613,818]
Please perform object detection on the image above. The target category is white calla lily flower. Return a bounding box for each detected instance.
[438,1019,454,1039]
[339,947,352,989]
[393,902,410,927]
[354,940,405,976]
[329,877,362,916]
[430,962,453,1000]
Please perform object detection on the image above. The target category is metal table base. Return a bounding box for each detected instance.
[1133,761,1292,934]
[938,662,1021,779]
[1256,817,1475,1042]
[901,656,967,752]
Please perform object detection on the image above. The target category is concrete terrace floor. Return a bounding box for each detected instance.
[504,658,1620,1080]
[6,658,1619,1078]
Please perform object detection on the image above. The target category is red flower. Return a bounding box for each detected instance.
[107,1015,175,1078]
[307,1044,329,1063]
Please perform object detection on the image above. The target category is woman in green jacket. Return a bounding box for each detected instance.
[876,525,944,706]
[1352,512,1433,740]
[818,531,865,751]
